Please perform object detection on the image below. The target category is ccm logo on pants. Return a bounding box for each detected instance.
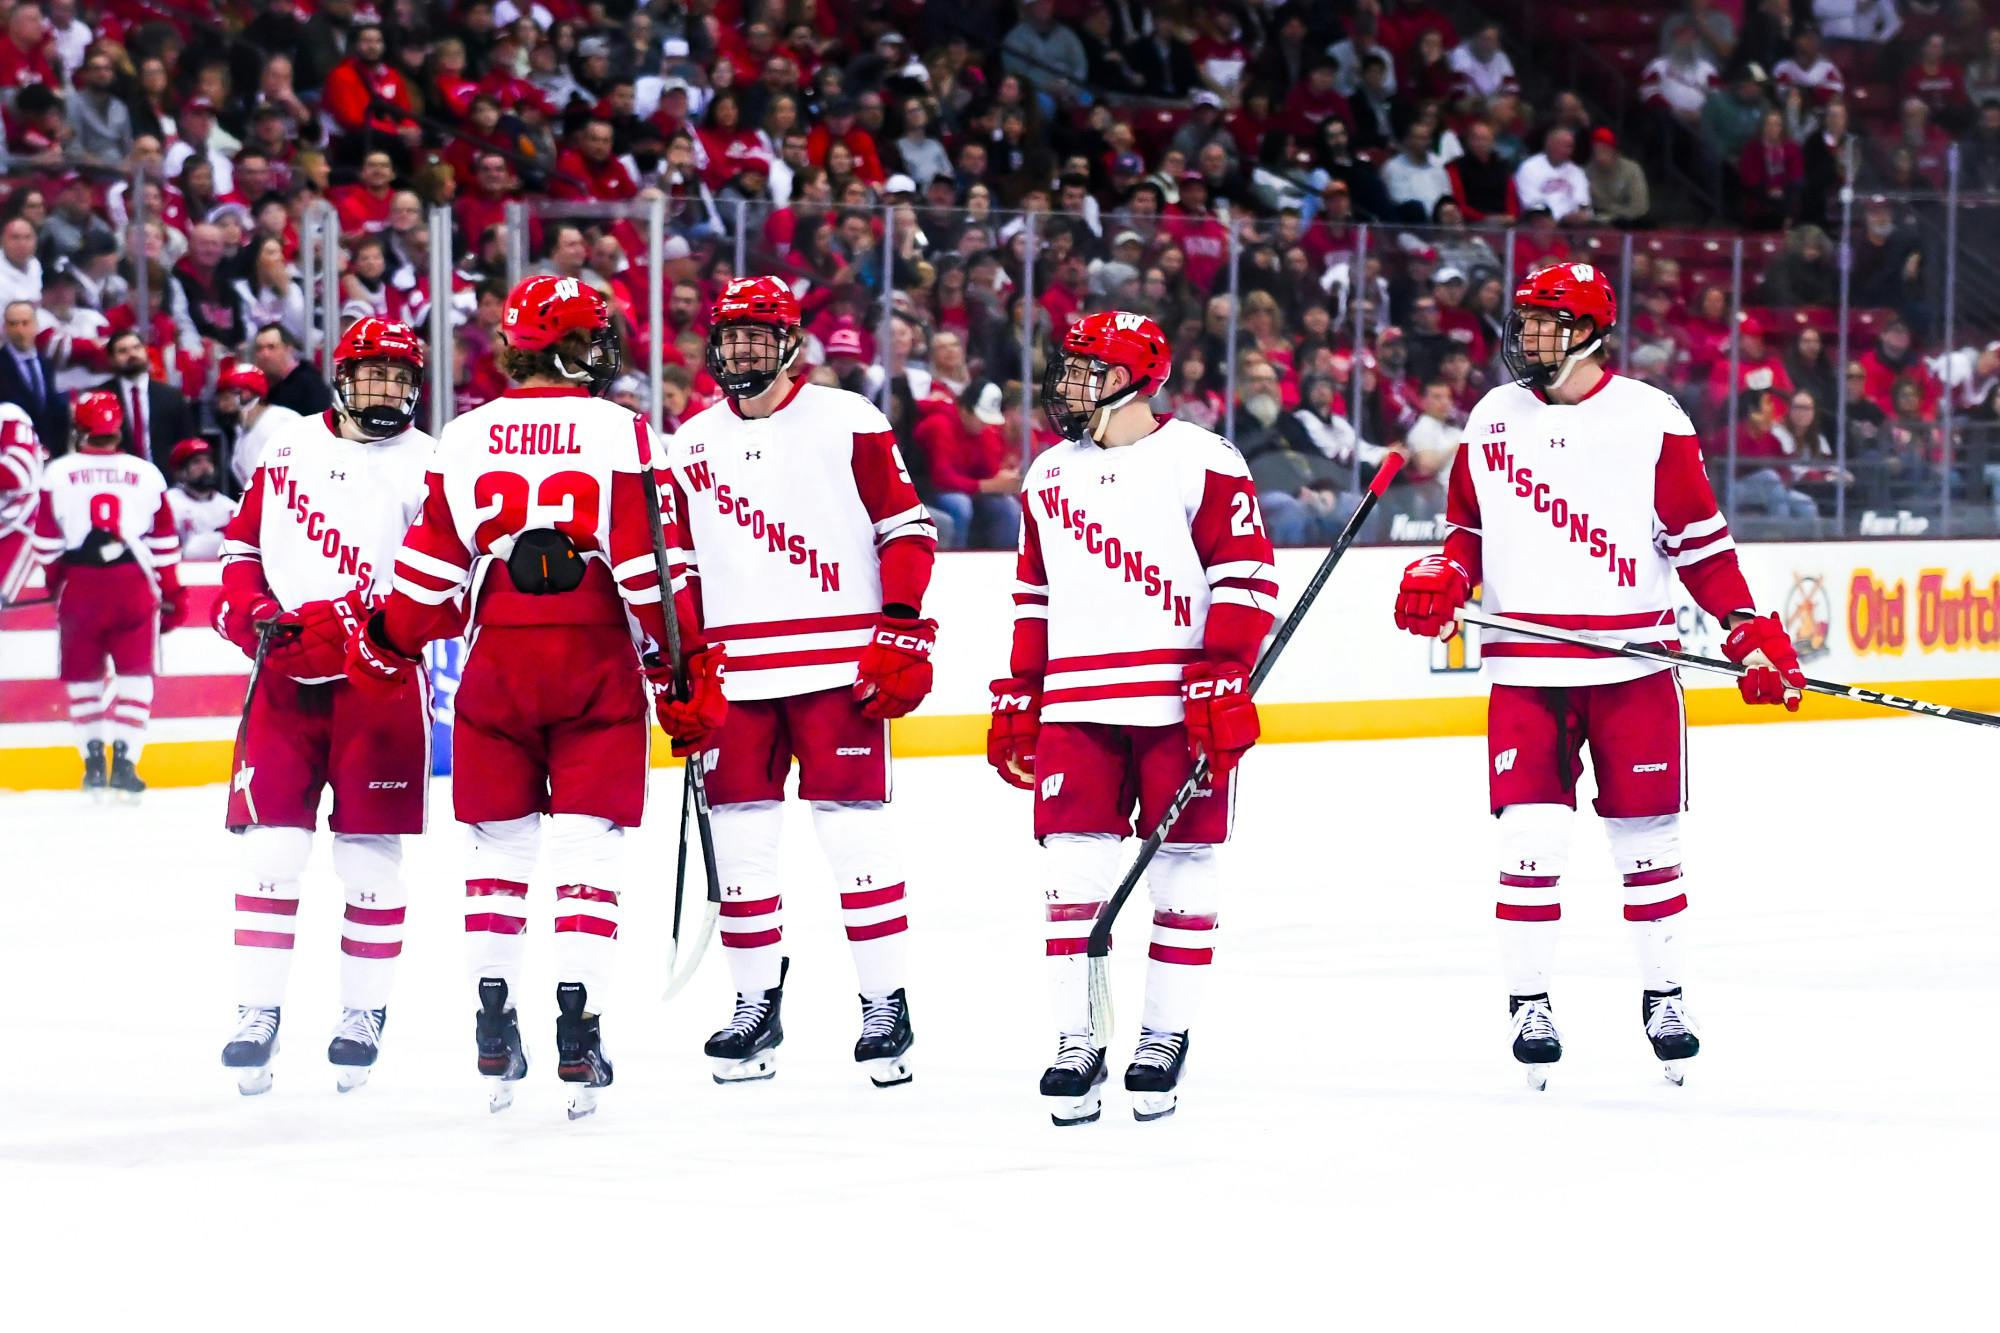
[1184,677,1245,700]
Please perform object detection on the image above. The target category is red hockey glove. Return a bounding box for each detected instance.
[214,589,280,658]
[1721,612,1805,712]
[854,615,938,720]
[265,592,371,681]
[647,644,728,754]
[987,676,1040,790]
[1181,661,1259,776]
[1394,554,1471,639]
[344,610,421,694]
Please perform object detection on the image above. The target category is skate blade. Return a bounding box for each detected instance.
[235,1067,275,1097]
[1047,1090,1103,1127]
[565,1087,599,1120]
[1662,1062,1687,1087]
[711,1052,778,1084]
[1523,1065,1550,1092]
[1131,1090,1178,1122]
[334,1067,372,1094]
[486,1077,517,1112]
[863,1056,912,1088]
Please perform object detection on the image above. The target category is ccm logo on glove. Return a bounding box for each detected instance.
[1184,674,1247,701]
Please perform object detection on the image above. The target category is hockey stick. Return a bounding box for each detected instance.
[229,620,285,826]
[1084,453,1406,1047]
[638,441,723,1000]
[1458,608,2000,730]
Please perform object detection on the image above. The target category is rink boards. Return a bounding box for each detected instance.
[2,540,1997,790]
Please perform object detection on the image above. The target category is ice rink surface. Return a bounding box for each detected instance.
[2,717,1993,1329]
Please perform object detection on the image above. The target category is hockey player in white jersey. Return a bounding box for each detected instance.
[654,276,939,1087]
[211,317,436,1094]
[0,400,44,605]
[33,392,184,799]
[1392,262,1807,1087]
[987,311,1278,1124]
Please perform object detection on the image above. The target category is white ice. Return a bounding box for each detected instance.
[1,719,1993,1330]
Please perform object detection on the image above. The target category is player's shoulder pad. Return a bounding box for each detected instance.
[1159,416,1249,470]
[816,381,894,433]
[1616,375,1698,435]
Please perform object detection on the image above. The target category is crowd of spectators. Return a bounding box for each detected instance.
[1,0,1997,558]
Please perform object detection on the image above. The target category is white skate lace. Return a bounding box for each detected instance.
[1513,1001,1557,1043]
[1646,996,1691,1040]
[859,994,901,1041]
[1051,1036,1098,1074]
[724,995,772,1038]
[233,1006,279,1043]
[1131,1029,1184,1070]
[332,1007,382,1047]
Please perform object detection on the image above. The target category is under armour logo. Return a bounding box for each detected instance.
[358,892,376,903]
[723,884,745,897]
[1099,473,1115,484]
[1635,858,1653,869]
[1519,860,1537,872]
[854,874,872,886]
[330,470,347,479]
[1548,438,1565,449]
[744,450,762,460]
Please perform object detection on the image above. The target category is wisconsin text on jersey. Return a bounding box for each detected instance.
[1479,435,1639,589]
[259,459,378,585]
[1032,483,1196,627]
[683,460,845,593]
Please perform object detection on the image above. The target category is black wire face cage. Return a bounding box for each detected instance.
[705,322,799,399]
[335,360,421,439]
[578,320,622,397]
[1041,353,1115,441]
[1502,307,1605,388]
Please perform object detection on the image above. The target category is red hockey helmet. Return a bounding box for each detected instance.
[333,316,425,440]
[705,276,803,400]
[1503,261,1618,391]
[217,364,269,401]
[1041,310,1172,441]
[501,274,620,393]
[74,389,123,440]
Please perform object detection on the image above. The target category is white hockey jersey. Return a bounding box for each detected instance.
[230,403,306,494]
[32,450,179,583]
[221,411,434,611]
[1012,417,1278,726]
[0,401,42,535]
[167,486,237,560]
[1443,373,1758,687]
[664,380,937,701]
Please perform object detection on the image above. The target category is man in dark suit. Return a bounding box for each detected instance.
[0,300,69,452]
[104,329,199,471]
[252,323,334,417]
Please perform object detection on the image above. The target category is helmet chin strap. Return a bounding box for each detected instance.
[1544,322,1604,393]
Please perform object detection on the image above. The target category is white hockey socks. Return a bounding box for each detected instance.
[1608,815,1688,992]
[333,834,406,1011]
[1495,803,1572,996]
[65,680,105,753]
[234,826,311,1007]
[811,800,911,998]
[712,800,786,993]
[548,814,623,1006]
[1041,833,1123,1037]
[465,815,538,996]
[1141,843,1221,1034]
[108,674,153,759]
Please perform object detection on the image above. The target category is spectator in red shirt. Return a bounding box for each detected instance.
[1706,313,1794,417]
[0,5,55,91]
[1510,207,1570,277]
[218,152,273,210]
[323,25,421,148]
[1857,318,1941,417]
[1738,109,1804,230]
[331,150,399,240]
[455,151,540,254]
[697,91,765,190]
[1898,32,1969,129]
[805,98,885,185]
[1879,97,1953,187]
[912,381,1021,550]
[1162,173,1230,293]
[553,120,640,202]
[1282,59,1352,139]
[1378,0,1459,61]
[430,35,480,121]
[1038,253,1089,332]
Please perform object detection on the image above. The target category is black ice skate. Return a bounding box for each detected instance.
[1124,1029,1189,1122]
[475,978,528,1113]
[1040,1035,1109,1127]
[705,957,787,1084]
[555,982,613,1120]
[221,1005,281,1096]
[1509,993,1563,1091]
[82,740,107,800]
[854,989,914,1088]
[327,1006,387,1093]
[107,740,145,802]
[1643,988,1700,1086]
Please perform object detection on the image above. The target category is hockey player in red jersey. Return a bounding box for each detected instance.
[988,311,1277,1125]
[653,276,938,1087]
[1392,262,1807,1088]
[210,317,436,1095]
[32,391,183,800]
[344,275,668,1118]
[0,401,44,606]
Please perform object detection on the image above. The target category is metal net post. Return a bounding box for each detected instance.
[649,195,666,436]
[1223,218,1241,443]
[1940,146,1961,532]
[427,206,453,437]
[1019,210,1037,469]
[1834,139,1856,534]
[1349,224,1370,493]
[876,201,897,413]
[733,197,747,278]
[504,201,526,289]
[1725,237,1743,515]
[130,164,150,333]
[1618,233,1635,373]
[318,207,341,379]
